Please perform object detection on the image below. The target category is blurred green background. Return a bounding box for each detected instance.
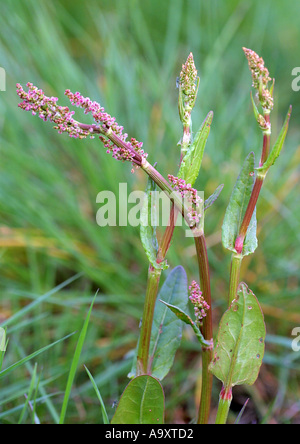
[0,0,299,424]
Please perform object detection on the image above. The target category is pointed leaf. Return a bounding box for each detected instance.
[111,375,164,424]
[209,283,266,388]
[178,111,213,186]
[140,177,167,270]
[178,82,185,122]
[84,366,109,424]
[256,105,292,175]
[159,300,211,347]
[204,184,224,211]
[222,152,257,256]
[234,398,250,424]
[149,266,188,380]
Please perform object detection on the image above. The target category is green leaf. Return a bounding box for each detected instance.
[159,300,211,348]
[140,177,167,270]
[149,266,188,380]
[204,184,224,211]
[178,82,184,122]
[178,111,213,186]
[256,105,292,175]
[209,283,266,388]
[111,375,164,424]
[222,152,257,256]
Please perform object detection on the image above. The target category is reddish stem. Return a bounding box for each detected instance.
[235,176,263,254]
[260,114,270,166]
[220,385,233,401]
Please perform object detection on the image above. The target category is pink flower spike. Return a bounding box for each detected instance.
[16,83,148,167]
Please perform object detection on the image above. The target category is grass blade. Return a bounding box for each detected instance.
[18,363,38,424]
[0,273,83,329]
[0,332,75,379]
[59,294,96,424]
[84,365,109,424]
[234,398,249,424]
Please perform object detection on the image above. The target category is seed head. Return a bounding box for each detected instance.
[243,47,273,111]
[179,52,198,101]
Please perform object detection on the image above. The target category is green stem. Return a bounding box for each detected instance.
[136,266,162,375]
[194,233,213,424]
[228,253,242,307]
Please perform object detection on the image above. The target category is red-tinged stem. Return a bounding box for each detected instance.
[235,110,271,254]
[260,114,271,166]
[194,233,213,424]
[157,205,178,263]
[215,386,233,424]
[235,176,264,254]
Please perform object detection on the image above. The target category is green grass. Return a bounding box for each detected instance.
[0,0,299,423]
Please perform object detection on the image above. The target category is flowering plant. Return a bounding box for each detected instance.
[17,48,291,424]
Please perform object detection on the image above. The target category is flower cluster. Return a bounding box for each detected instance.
[168,175,202,227]
[189,280,210,324]
[16,83,147,166]
[243,47,273,112]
